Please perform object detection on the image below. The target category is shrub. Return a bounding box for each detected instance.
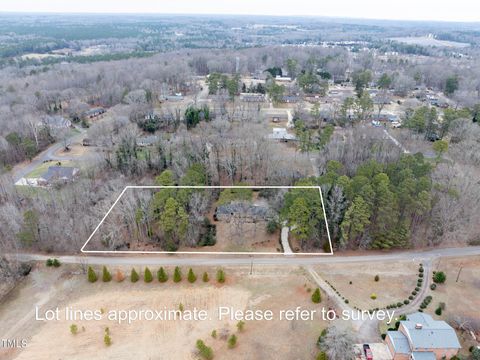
[202,272,209,282]
[316,352,327,360]
[144,267,153,283]
[311,288,322,303]
[115,269,125,282]
[179,303,184,312]
[87,266,98,283]
[345,299,349,304]
[412,290,418,295]
[70,324,78,335]
[196,340,213,360]
[237,320,245,332]
[188,268,197,283]
[157,267,168,282]
[374,275,380,282]
[404,300,410,305]
[227,334,237,348]
[130,268,139,283]
[46,259,53,267]
[104,334,112,346]
[433,271,446,284]
[419,273,424,278]
[211,330,217,339]
[216,269,225,283]
[102,266,112,282]
[435,307,442,316]
[370,293,377,300]
[415,287,420,291]
[430,283,437,290]
[381,334,386,340]
[266,219,279,234]
[419,267,424,273]
[52,259,61,267]
[173,267,182,282]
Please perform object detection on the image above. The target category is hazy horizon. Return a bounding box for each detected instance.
[0,0,479,23]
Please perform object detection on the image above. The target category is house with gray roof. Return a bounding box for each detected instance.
[37,166,79,186]
[267,128,297,142]
[214,202,274,223]
[386,312,461,360]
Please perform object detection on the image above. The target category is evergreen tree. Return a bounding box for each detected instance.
[187,268,197,283]
[102,266,112,282]
[131,268,139,283]
[144,267,153,283]
[88,266,98,283]
[196,340,214,360]
[227,334,237,348]
[157,267,168,282]
[216,269,225,283]
[311,288,322,303]
[340,196,371,248]
[173,266,182,283]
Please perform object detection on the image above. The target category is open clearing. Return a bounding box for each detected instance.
[426,256,480,320]
[315,260,419,310]
[0,264,330,360]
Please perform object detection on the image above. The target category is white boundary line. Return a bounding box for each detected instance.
[81,186,333,256]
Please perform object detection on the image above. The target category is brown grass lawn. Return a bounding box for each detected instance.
[0,265,330,360]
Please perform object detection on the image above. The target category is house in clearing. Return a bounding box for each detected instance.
[267,128,297,142]
[214,202,274,223]
[263,109,289,123]
[386,312,461,360]
[37,166,79,187]
[240,93,265,103]
[83,107,106,120]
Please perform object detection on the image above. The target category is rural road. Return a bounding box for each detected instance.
[10,246,480,267]
[11,127,86,183]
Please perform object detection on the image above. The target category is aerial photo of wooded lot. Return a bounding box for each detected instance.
[0,8,479,360]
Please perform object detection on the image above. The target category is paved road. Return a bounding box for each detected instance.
[10,246,480,267]
[12,127,86,183]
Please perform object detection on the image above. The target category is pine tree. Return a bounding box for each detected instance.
[216,269,225,283]
[173,266,182,283]
[237,320,245,332]
[157,267,168,282]
[340,196,371,248]
[104,334,112,346]
[311,288,322,303]
[228,334,237,348]
[144,267,153,283]
[131,268,139,283]
[196,339,214,360]
[102,266,112,282]
[187,268,197,283]
[202,272,209,282]
[87,266,98,283]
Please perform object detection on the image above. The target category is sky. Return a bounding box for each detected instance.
[0,0,479,22]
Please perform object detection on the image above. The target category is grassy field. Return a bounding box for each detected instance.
[25,160,74,178]
[0,264,330,360]
[315,260,419,310]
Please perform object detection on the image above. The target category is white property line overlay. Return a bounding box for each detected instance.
[81,186,333,256]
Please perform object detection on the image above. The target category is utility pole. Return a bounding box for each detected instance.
[249,255,254,275]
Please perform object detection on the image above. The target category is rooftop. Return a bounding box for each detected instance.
[403,313,461,350]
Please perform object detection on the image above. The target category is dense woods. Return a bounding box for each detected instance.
[0,14,479,256]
